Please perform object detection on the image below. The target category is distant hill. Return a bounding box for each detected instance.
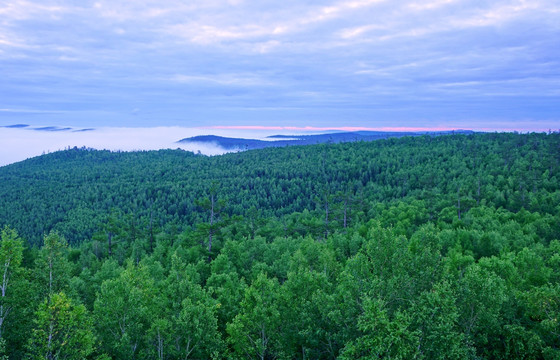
[178,130,475,150]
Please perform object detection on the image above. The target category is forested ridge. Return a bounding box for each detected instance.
[0,132,559,359]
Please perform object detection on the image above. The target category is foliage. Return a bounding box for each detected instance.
[26,292,95,360]
[0,132,557,358]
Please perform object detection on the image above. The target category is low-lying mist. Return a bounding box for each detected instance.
[0,125,292,166]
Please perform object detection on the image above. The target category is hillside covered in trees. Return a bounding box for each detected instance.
[0,132,559,359]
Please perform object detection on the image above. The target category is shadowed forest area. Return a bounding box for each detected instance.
[0,132,559,359]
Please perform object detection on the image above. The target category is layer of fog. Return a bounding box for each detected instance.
[0,126,309,167]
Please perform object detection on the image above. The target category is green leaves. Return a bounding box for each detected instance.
[410,281,473,359]
[35,231,71,298]
[0,226,23,272]
[26,292,95,360]
[0,226,27,356]
[227,273,282,360]
[93,262,155,359]
[175,295,224,359]
[340,298,420,360]
[0,132,559,358]
[157,252,224,359]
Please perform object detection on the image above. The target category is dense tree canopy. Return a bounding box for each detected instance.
[0,132,558,358]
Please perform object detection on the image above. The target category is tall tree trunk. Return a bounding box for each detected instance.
[49,255,53,296]
[148,207,155,253]
[208,193,215,262]
[476,177,481,206]
[457,186,461,220]
[324,199,329,240]
[107,233,113,257]
[343,198,348,229]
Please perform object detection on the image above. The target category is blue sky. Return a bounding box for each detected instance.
[0,0,559,164]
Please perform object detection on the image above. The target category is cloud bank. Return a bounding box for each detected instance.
[0,126,233,166]
[1,125,358,166]
[2,122,556,167]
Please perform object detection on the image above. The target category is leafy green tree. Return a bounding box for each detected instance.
[175,294,223,359]
[227,273,283,360]
[410,281,473,359]
[522,284,560,356]
[26,292,95,360]
[455,264,507,358]
[206,254,246,332]
[0,226,24,338]
[0,338,8,360]
[145,318,170,360]
[278,268,337,359]
[329,254,370,353]
[98,210,126,258]
[151,251,223,359]
[340,298,420,359]
[94,261,155,359]
[0,226,27,359]
[355,223,440,314]
[35,231,71,298]
[196,182,228,261]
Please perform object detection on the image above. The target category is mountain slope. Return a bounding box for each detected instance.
[178,130,475,150]
[0,132,558,246]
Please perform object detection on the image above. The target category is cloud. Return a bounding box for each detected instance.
[0,108,68,114]
[338,24,382,39]
[0,126,239,166]
[407,0,457,11]
[0,1,69,20]
[2,125,378,166]
[3,123,557,167]
[168,73,273,86]
[164,23,276,45]
[157,0,392,48]
[0,0,558,132]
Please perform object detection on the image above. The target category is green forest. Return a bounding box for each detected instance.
[0,132,559,359]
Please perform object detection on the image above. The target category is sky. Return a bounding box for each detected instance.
[1,0,559,165]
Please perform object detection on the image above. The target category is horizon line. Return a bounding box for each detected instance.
[201,125,553,132]
[2,124,555,133]
[204,125,464,132]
